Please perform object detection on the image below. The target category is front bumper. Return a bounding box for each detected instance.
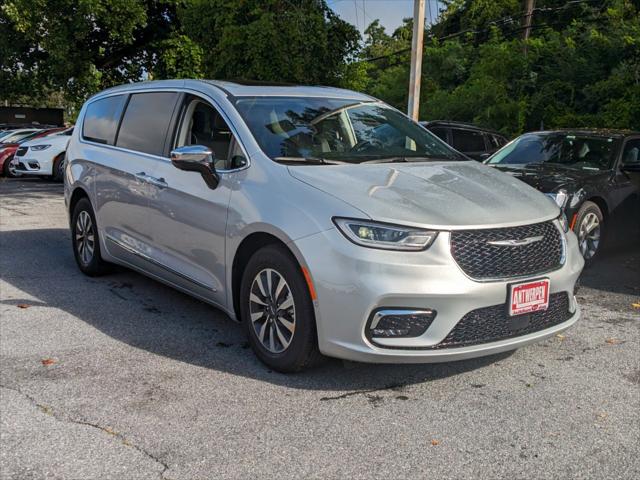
[294,225,584,363]
[11,154,55,175]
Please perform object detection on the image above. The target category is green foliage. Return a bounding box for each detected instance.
[1,0,638,135]
[179,0,359,85]
[351,0,640,136]
[1,0,358,117]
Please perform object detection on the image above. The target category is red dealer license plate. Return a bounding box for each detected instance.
[508,279,550,316]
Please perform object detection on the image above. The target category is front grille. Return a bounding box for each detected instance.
[450,221,563,280]
[428,292,571,350]
[16,146,28,157]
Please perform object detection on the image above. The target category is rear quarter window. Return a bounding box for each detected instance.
[82,95,127,145]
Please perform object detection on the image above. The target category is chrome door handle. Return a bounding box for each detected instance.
[148,177,168,189]
[134,172,168,189]
[134,171,149,182]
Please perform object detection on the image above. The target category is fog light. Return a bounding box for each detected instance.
[368,309,436,339]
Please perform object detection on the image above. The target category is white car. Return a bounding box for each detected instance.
[12,128,73,181]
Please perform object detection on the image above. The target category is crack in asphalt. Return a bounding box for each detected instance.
[0,384,170,479]
[320,383,407,402]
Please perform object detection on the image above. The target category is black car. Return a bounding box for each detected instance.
[486,129,640,264]
[421,120,508,161]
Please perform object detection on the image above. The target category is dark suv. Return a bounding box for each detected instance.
[421,121,508,161]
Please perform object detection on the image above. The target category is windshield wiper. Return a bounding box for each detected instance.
[360,156,458,164]
[273,156,346,165]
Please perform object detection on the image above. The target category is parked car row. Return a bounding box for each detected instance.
[5,81,637,372]
[0,126,72,180]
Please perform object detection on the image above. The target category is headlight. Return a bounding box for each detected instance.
[30,144,51,151]
[558,212,569,233]
[546,189,569,208]
[333,218,438,251]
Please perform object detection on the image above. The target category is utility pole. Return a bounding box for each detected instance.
[522,0,536,49]
[407,0,425,121]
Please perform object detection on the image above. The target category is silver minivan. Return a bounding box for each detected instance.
[65,80,584,372]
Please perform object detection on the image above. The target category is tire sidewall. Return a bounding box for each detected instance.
[3,156,17,177]
[71,198,104,275]
[573,201,604,265]
[239,245,317,372]
[52,154,65,182]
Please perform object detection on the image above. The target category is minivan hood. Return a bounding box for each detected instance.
[288,161,559,229]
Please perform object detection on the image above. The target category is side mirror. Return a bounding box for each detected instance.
[170,145,220,189]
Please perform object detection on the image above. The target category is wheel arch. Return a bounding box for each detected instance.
[586,196,609,221]
[68,186,91,220]
[229,231,309,322]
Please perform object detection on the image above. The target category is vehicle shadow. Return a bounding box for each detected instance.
[580,243,640,296]
[1,228,513,392]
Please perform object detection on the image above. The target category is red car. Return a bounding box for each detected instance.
[1,128,66,177]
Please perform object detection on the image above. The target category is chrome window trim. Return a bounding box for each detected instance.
[105,233,216,292]
[79,86,251,174]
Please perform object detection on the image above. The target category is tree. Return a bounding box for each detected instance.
[353,0,640,136]
[179,0,359,85]
[1,0,194,111]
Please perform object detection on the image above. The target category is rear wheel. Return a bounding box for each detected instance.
[573,201,604,266]
[52,153,65,182]
[71,198,111,276]
[239,244,322,372]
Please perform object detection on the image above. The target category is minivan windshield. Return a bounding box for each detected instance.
[234,97,465,164]
[487,132,618,171]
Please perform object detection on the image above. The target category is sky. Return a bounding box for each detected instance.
[328,0,443,35]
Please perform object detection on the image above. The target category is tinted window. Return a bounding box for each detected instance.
[234,97,465,163]
[452,129,486,152]
[488,133,618,171]
[82,95,126,145]
[116,92,180,156]
[622,139,640,166]
[430,127,449,142]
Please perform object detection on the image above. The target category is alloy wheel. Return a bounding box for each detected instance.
[5,159,19,177]
[249,268,296,354]
[578,212,601,260]
[75,211,95,265]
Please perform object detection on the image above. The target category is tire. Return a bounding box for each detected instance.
[52,153,65,182]
[2,155,18,178]
[239,244,322,372]
[573,200,604,266]
[71,198,111,276]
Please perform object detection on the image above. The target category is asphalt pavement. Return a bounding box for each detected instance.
[1,177,639,479]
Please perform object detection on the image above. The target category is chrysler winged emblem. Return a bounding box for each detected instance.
[487,235,544,247]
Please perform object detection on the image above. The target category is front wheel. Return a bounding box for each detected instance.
[573,201,604,266]
[239,244,322,372]
[52,153,65,182]
[2,156,18,178]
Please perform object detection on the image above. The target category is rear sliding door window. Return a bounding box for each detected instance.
[82,95,127,145]
[116,92,180,156]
